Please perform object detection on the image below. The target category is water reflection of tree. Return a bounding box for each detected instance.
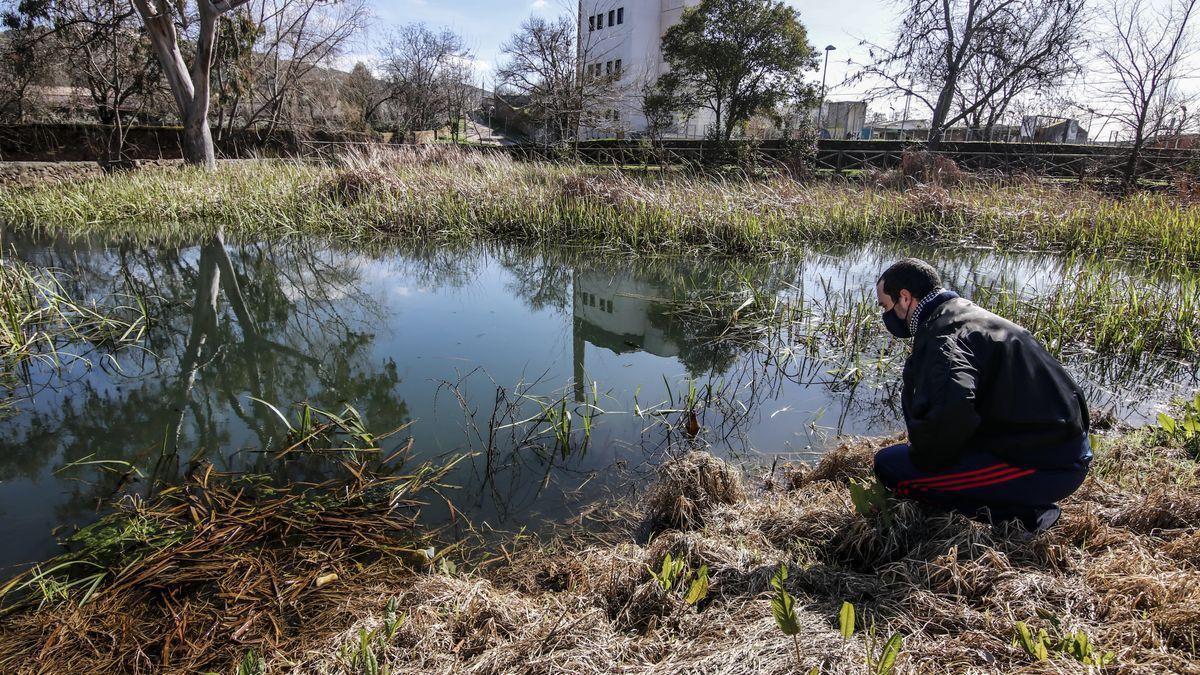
[0,233,410,515]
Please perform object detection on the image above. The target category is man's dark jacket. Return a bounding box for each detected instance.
[901,297,1090,472]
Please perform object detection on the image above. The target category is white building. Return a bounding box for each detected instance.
[577,0,717,139]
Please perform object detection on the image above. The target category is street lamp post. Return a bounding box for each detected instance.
[816,44,836,137]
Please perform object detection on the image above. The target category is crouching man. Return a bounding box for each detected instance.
[873,258,1092,531]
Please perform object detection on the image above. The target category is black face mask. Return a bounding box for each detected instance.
[882,306,911,339]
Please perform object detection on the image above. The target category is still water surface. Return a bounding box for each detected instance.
[1,232,1195,572]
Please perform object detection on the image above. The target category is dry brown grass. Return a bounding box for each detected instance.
[2,431,1198,674]
[287,431,1200,674]
[0,458,454,674]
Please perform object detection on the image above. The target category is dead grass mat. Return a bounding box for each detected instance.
[2,434,1198,674]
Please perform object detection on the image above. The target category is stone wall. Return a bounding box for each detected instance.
[0,124,388,162]
[0,159,184,187]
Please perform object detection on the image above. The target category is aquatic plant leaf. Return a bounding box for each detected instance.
[1014,621,1048,660]
[1158,412,1178,435]
[838,600,855,639]
[770,564,799,636]
[685,564,709,605]
[874,634,903,675]
[248,396,296,432]
[649,553,685,591]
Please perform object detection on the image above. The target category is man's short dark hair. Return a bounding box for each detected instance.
[878,258,942,302]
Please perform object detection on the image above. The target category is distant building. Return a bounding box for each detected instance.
[576,0,716,139]
[817,101,867,139]
[1151,133,1200,150]
[868,119,930,141]
[1021,117,1088,143]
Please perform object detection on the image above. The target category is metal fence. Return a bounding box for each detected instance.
[503,139,1200,181]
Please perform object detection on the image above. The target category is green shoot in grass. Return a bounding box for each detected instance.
[848,479,893,526]
[839,600,902,675]
[867,631,903,675]
[1157,392,1200,454]
[235,649,266,675]
[350,627,382,675]
[649,552,686,591]
[1014,616,1114,667]
[770,563,802,665]
[383,597,404,641]
[838,600,855,639]
[684,564,710,605]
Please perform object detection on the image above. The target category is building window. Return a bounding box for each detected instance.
[588,15,595,31]
[608,9,615,26]
[596,13,603,29]
[606,60,612,75]
[614,59,622,76]
[617,7,624,24]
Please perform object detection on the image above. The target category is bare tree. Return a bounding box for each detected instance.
[860,0,1089,147]
[237,0,368,135]
[341,60,395,130]
[441,58,479,141]
[4,0,163,160]
[125,0,368,166]
[128,0,256,168]
[953,0,1088,138]
[496,13,620,144]
[1097,0,1198,189]
[381,23,469,137]
[0,24,54,122]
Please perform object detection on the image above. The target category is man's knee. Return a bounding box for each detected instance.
[873,443,912,488]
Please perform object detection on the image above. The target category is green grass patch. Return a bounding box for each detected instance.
[2,147,1198,265]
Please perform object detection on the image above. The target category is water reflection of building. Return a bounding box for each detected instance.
[572,270,679,400]
[575,272,679,356]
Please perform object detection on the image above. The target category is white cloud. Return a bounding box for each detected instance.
[531,0,549,9]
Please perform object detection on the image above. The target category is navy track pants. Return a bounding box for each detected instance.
[872,438,1091,531]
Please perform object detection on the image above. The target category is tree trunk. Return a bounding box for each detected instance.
[132,0,223,170]
[928,87,955,150]
[183,114,217,168]
[1121,138,1145,193]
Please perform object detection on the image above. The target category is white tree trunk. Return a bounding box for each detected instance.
[132,0,232,170]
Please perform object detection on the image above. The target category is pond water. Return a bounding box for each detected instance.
[0,231,1196,573]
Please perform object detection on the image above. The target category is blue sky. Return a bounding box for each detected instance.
[362,0,895,101]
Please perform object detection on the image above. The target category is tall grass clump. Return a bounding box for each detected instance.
[2,148,1199,265]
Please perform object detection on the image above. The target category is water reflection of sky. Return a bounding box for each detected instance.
[0,232,1195,573]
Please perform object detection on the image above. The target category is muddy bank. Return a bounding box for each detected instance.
[1,428,1196,673]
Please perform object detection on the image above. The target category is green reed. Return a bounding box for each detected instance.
[670,263,1199,373]
[2,148,1199,265]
